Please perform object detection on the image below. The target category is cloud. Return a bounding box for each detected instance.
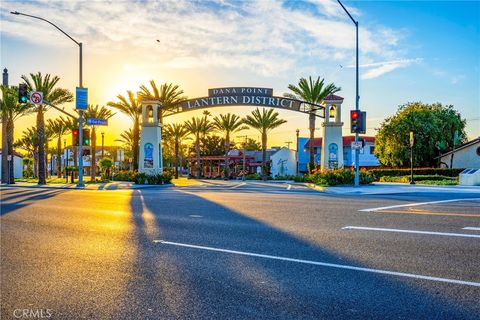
[1,0,408,78]
[359,58,422,79]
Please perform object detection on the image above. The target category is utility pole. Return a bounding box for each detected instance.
[410,131,415,184]
[337,0,360,186]
[296,129,300,176]
[1,68,9,184]
[101,132,105,158]
[239,135,248,181]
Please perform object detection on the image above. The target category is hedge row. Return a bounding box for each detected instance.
[367,168,464,181]
[307,169,374,186]
[379,175,458,183]
[112,171,173,185]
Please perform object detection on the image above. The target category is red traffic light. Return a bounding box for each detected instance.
[351,110,359,120]
[73,129,79,135]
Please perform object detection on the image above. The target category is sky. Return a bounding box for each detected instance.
[1,0,479,149]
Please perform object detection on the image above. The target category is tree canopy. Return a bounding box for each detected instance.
[374,102,466,167]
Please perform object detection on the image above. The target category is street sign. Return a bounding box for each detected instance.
[351,141,363,150]
[30,91,43,105]
[76,87,88,110]
[86,118,108,126]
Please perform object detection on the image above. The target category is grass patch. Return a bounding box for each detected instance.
[15,176,109,184]
[379,175,458,185]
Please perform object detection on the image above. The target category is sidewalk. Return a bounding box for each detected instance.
[319,182,480,195]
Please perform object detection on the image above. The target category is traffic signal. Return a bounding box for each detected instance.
[18,84,28,103]
[350,110,366,134]
[82,129,90,146]
[72,129,79,146]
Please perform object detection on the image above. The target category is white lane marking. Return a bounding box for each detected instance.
[229,183,246,189]
[463,227,480,231]
[287,184,292,190]
[359,198,480,212]
[153,240,480,287]
[189,215,203,218]
[342,226,480,239]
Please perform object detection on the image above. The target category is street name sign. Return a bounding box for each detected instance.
[86,118,108,126]
[30,91,43,105]
[76,87,88,110]
[351,141,363,150]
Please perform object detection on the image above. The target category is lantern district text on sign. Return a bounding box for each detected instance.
[180,87,301,111]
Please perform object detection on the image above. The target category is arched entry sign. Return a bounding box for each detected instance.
[163,87,326,118]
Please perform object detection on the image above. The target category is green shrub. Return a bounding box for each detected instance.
[245,173,262,180]
[134,172,173,185]
[112,171,137,182]
[306,169,373,186]
[368,168,463,181]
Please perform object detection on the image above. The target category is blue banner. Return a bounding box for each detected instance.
[76,87,88,110]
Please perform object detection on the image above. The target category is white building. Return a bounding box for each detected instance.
[437,137,480,169]
[270,147,296,177]
[0,150,23,179]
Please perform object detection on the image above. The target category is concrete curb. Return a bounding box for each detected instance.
[305,183,326,192]
[1,183,173,191]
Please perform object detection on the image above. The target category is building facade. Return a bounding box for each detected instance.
[438,137,480,169]
[298,136,380,173]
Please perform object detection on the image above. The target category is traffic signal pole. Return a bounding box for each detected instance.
[78,43,84,188]
[337,0,360,186]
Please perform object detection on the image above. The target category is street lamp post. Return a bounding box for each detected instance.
[337,0,360,186]
[410,131,415,185]
[101,132,105,159]
[11,11,85,188]
[295,129,300,176]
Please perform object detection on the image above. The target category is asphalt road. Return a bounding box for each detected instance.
[1,181,479,319]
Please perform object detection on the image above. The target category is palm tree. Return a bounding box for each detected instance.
[285,76,341,172]
[243,108,287,180]
[14,127,39,177]
[1,85,30,183]
[22,72,73,184]
[212,113,246,179]
[84,105,115,180]
[184,116,213,178]
[138,81,186,126]
[107,90,141,170]
[46,117,69,177]
[164,123,189,179]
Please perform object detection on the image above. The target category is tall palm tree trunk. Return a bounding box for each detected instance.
[37,109,46,184]
[1,114,8,183]
[174,139,179,179]
[33,149,38,178]
[261,130,267,181]
[56,136,62,178]
[133,121,140,171]
[308,112,316,172]
[7,118,15,184]
[224,132,230,179]
[91,126,97,180]
[196,136,201,178]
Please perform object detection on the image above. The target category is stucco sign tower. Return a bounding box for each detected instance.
[321,95,344,170]
[139,101,163,174]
